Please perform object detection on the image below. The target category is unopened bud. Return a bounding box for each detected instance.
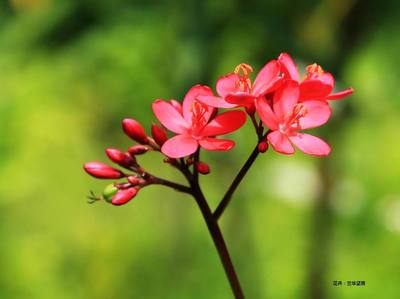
[163,157,175,164]
[111,187,138,206]
[122,118,149,144]
[127,176,146,186]
[186,158,193,165]
[128,145,149,155]
[258,141,269,153]
[103,184,118,203]
[151,123,168,146]
[83,162,124,179]
[195,161,210,175]
[106,148,135,167]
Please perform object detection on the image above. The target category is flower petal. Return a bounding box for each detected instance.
[299,73,334,101]
[278,53,300,81]
[216,73,241,97]
[201,110,246,136]
[255,97,279,131]
[326,87,354,100]
[252,59,281,96]
[170,99,183,113]
[161,134,198,158]
[182,85,215,124]
[225,92,255,107]
[267,131,295,155]
[273,80,300,120]
[152,99,189,134]
[299,100,332,129]
[289,133,331,156]
[199,137,235,151]
[197,95,237,108]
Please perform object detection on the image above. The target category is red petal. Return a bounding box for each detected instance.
[201,110,246,136]
[267,131,295,155]
[273,80,300,120]
[289,133,331,156]
[225,92,255,107]
[255,97,279,131]
[182,85,215,124]
[299,100,332,129]
[299,73,334,101]
[252,59,281,96]
[216,73,241,97]
[199,138,235,151]
[161,134,198,158]
[170,99,183,113]
[197,95,237,108]
[152,99,189,134]
[326,87,354,100]
[278,53,300,81]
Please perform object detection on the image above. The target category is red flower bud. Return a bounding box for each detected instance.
[151,123,168,146]
[122,118,149,144]
[127,176,146,186]
[111,187,138,206]
[128,145,149,155]
[258,141,269,153]
[195,161,210,175]
[83,162,124,179]
[105,148,135,167]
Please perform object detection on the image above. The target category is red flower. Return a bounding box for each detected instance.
[197,61,281,110]
[278,53,353,102]
[152,85,246,158]
[256,80,332,156]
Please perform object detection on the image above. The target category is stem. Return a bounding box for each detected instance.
[213,144,260,220]
[151,177,192,193]
[193,186,245,299]
[191,151,245,299]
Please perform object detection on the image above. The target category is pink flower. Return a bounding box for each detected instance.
[197,61,282,110]
[278,53,353,102]
[256,80,332,156]
[152,85,246,158]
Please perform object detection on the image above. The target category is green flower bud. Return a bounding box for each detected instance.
[102,184,118,203]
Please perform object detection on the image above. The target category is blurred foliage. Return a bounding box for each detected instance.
[0,0,399,298]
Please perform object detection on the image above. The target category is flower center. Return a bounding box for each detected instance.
[303,63,324,81]
[280,103,308,134]
[190,101,209,137]
[234,63,252,92]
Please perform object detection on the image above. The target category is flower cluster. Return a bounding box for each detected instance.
[84,53,352,205]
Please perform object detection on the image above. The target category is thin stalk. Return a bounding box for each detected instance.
[213,144,260,220]
[191,151,245,299]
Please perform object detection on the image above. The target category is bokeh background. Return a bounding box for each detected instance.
[0,0,399,298]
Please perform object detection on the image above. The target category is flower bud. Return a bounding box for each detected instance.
[258,141,269,153]
[83,162,124,179]
[122,118,149,144]
[127,176,146,186]
[111,187,138,206]
[105,148,135,167]
[102,184,118,203]
[128,145,149,155]
[151,123,168,146]
[195,161,210,175]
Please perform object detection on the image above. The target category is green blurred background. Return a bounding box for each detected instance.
[0,0,399,298]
